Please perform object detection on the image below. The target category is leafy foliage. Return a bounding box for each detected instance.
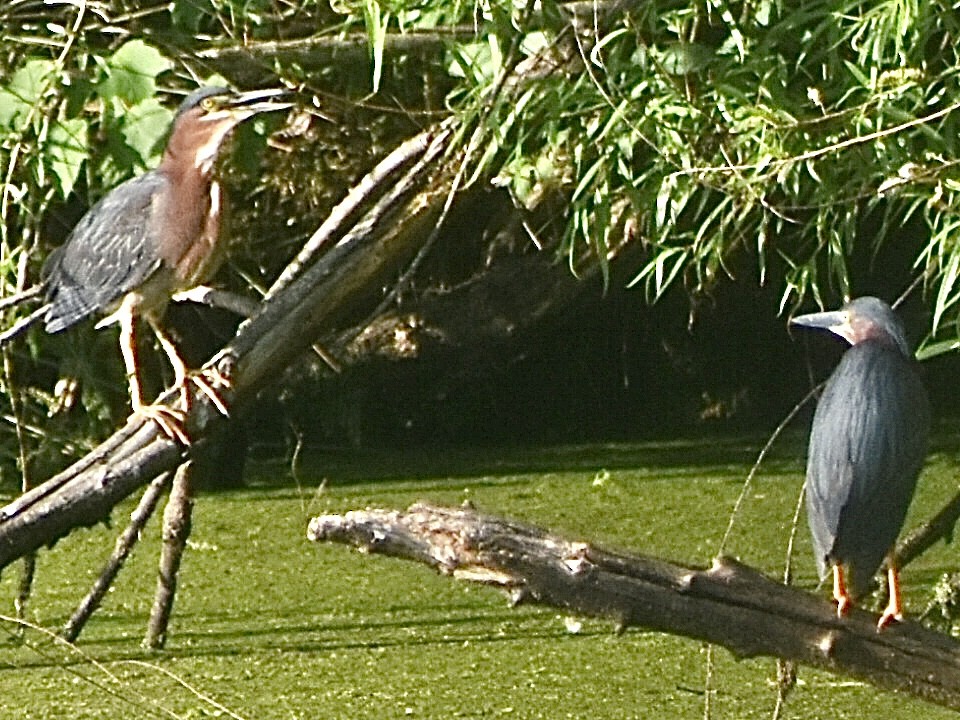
[433,0,960,339]
[2,0,960,477]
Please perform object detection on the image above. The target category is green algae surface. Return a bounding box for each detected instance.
[2,435,960,719]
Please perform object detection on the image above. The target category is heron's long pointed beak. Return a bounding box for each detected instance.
[790,308,855,344]
[200,89,293,126]
[225,88,294,116]
[790,309,849,331]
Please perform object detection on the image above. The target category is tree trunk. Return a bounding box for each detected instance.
[308,502,960,712]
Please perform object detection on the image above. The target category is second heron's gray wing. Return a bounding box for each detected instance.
[806,341,929,594]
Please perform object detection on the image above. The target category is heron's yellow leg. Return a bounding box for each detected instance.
[118,306,189,445]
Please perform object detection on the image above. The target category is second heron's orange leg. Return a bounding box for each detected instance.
[832,565,853,618]
[878,564,903,630]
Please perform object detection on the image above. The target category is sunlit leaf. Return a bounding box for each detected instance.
[121,98,173,166]
[933,250,960,333]
[98,40,173,103]
[916,338,960,362]
[657,43,715,75]
[363,0,388,93]
[0,88,30,129]
[46,118,88,198]
[8,59,54,104]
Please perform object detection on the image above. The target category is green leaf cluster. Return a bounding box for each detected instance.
[349,0,960,357]
[0,34,176,477]
[0,40,174,206]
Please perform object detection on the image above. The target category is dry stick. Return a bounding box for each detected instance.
[3,245,42,632]
[772,485,808,720]
[0,284,42,310]
[3,344,34,633]
[170,286,261,318]
[894,488,960,569]
[2,614,186,719]
[61,472,173,642]
[144,462,195,650]
[0,303,49,343]
[308,502,960,712]
[708,383,822,719]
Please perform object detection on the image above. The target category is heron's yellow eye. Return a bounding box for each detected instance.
[200,96,217,111]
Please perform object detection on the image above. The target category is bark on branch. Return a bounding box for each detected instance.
[308,502,960,712]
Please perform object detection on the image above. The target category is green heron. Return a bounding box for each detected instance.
[7,86,289,442]
[791,296,930,628]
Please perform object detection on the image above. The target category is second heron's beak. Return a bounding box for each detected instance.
[790,308,854,344]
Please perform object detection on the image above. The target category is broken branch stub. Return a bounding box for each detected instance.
[308,502,960,712]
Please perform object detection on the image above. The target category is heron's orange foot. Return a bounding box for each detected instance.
[877,609,902,631]
[188,368,231,417]
[134,403,189,445]
[832,565,854,619]
[835,595,853,618]
[878,565,904,631]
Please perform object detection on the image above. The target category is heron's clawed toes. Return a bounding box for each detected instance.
[133,403,190,445]
[189,368,231,417]
[877,608,902,631]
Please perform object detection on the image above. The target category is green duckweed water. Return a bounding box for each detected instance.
[2,434,959,719]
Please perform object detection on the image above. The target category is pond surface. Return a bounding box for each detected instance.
[2,433,959,718]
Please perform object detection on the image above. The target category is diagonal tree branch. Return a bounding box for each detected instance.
[0,122,455,569]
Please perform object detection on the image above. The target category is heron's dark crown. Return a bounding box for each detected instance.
[842,297,910,355]
[175,86,231,118]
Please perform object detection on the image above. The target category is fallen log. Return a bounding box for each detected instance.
[308,502,960,712]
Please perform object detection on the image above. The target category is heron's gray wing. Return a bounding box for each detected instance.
[43,171,166,332]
